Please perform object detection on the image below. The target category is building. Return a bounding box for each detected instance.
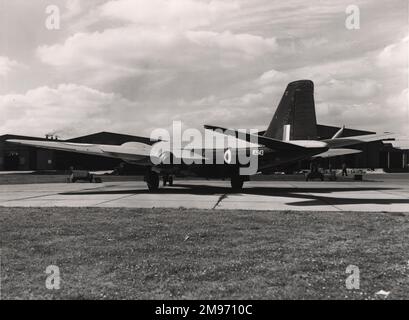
[0,134,55,171]
[0,127,408,172]
[380,139,409,172]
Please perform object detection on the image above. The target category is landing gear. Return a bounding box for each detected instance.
[231,175,244,191]
[163,175,174,187]
[145,170,159,191]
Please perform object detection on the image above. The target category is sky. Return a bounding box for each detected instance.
[0,0,408,139]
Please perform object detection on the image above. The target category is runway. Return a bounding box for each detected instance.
[0,179,408,212]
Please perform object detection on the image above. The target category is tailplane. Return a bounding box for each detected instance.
[264,80,318,140]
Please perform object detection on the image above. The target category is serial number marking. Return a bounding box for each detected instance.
[252,149,264,156]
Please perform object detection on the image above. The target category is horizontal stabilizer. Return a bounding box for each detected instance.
[204,125,307,152]
[312,148,362,159]
[323,133,395,148]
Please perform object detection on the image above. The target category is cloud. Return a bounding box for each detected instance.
[35,0,278,97]
[2,0,408,137]
[63,0,83,19]
[0,56,21,76]
[100,0,239,29]
[186,31,277,59]
[377,34,409,70]
[37,27,278,88]
[0,84,139,137]
[0,82,228,138]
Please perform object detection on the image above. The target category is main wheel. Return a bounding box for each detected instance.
[231,175,244,191]
[168,176,174,186]
[146,171,159,191]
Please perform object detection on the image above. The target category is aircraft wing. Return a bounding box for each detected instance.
[312,148,362,159]
[204,125,307,152]
[323,133,395,148]
[6,139,153,163]
[6,139,208,164]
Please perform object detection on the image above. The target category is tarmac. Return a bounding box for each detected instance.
[0,178,408,212]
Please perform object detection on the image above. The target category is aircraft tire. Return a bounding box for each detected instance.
[168,176,174,186]
[231,175,244,191]
[146,172,159,191]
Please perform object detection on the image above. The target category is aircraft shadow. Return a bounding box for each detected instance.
[60,183,409,207]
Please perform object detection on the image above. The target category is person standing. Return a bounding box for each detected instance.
[342,162,348,176]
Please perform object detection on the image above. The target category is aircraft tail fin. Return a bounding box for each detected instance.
[264,80,318,141]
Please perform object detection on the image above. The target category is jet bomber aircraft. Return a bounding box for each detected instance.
[7,80,392,191]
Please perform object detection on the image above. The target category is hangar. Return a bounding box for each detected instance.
[0,134,55,171]
[0,126,408,172]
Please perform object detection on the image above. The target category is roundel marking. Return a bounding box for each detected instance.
[224,149,232,164]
